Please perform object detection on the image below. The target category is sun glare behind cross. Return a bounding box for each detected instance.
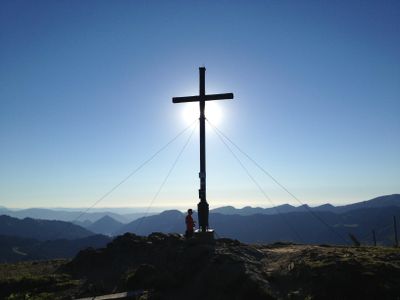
[181,101,223,126]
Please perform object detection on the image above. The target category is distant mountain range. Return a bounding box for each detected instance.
[1,194,399,262]
[116,207,400,245]
[0,215,94,240]
[210,194,400,215]
[116,210,185,236]
[87,215,124,235]
[2,194,398,226]
[0,215,112,263]
[210,206,400,245]
[0,207,152,224]
[117,194,400,245]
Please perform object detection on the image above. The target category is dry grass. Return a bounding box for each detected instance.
[0,259,81,300]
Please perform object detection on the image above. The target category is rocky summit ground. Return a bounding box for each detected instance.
[1,233,400,299]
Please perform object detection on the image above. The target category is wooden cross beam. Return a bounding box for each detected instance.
[173,93,234,103]
[172,67,234,232]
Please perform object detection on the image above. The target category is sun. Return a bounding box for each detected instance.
[181,102,223,126]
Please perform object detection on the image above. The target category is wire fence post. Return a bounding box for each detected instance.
[372,229,376,246]
[394,216,399,247]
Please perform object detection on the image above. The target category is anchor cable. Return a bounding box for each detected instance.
[135,122,198,232]
[207,119,348,245]
[207,119,304,243]
[50,120,197,239]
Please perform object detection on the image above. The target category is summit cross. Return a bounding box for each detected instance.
[172,67,234,232]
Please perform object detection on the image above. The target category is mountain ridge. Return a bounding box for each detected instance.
[0,207,154,224]
[0,215,94,241]
[210,194,400,215]
[116,206,400,246]
[88,215,124,235]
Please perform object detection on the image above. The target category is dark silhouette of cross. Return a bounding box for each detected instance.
[172,67,234,232]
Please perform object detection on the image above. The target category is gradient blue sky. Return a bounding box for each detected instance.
[1,0,399,209]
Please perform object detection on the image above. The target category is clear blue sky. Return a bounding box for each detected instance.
[1,0,399,209]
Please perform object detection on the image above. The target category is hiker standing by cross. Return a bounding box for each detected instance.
[173,67,234,233]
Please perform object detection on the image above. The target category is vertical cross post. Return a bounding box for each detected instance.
[172,67,234,233]
[198,67,208,232]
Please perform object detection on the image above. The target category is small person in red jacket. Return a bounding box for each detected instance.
[185,209,196,238]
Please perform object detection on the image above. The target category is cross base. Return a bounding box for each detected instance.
[193,229,215,244]
[197,201,209,231]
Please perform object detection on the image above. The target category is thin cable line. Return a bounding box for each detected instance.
[208,120,349,244]
[135,123,198,233]
[50,120,197,239]
[207,119,304,243]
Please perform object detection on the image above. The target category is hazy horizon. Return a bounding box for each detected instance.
[3,193,399,212]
